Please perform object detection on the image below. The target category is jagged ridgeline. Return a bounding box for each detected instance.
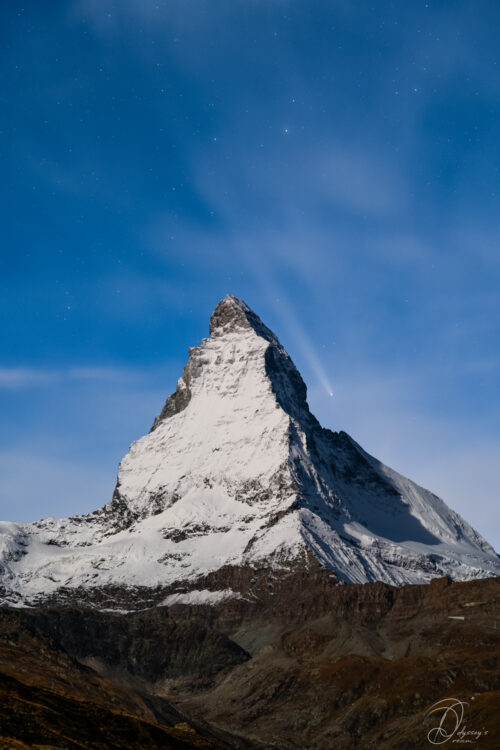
[1,295,499,609]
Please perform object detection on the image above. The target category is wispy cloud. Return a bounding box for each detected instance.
[0,368,58,389]
[0,366,140,390]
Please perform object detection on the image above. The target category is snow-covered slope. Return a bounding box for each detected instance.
[1,295,499,608]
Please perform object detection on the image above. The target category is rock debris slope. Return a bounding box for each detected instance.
[0,295,498,608]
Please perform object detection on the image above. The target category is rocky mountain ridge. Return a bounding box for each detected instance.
[2,576,499,749]
[0,294,498,609]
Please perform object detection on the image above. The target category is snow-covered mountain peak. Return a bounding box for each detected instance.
[209,294,279,344]
[151,294,309,434]
[118,295,307,524]
[1,295,499,609]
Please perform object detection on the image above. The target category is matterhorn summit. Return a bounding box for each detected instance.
[1,295,499,609]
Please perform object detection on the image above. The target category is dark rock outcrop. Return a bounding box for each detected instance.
[13,606,250,689]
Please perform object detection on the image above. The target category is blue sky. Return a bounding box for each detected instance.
[1,1,499,549]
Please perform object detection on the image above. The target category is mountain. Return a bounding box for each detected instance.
[0,606,235,749]
[2,577,500,750]
[0,294,498,609]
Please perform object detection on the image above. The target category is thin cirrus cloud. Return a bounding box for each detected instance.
[0,368,57,389]
[313,146,409,218]
[193,139,409,221]
[0,366,137,389]
[146,134,410,282]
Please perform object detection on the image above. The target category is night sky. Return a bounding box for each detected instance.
[1,1,499,549]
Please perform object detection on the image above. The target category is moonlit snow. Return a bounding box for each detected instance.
[0,295,498,608]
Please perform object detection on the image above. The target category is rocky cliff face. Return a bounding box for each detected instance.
[0,606,233,749]
[0,294,499,608]
[2,577,500,750]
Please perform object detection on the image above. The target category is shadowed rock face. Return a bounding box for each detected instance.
[208,295,278,343]
[12,606,250,688]
[2,576,499,749]
[1,295,498,748]
[150,360,193,430]
[1,293,499,611]
[0,608,233,749]
[151,294,306,431]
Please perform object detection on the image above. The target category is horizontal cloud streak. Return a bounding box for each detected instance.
[0,366,142,389]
